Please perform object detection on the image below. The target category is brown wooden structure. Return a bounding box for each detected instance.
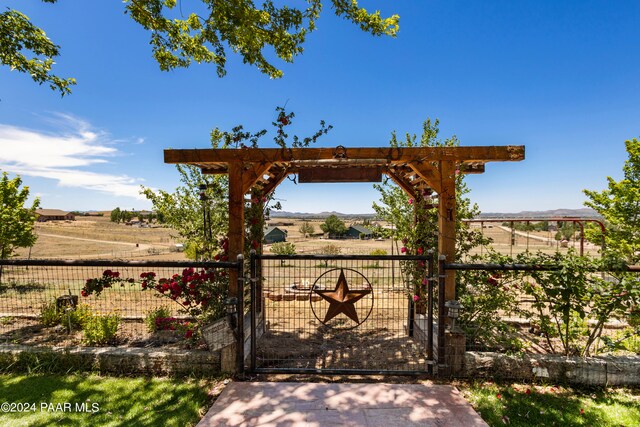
[165,145,525,301]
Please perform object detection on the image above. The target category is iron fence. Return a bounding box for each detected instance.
[248,254,437,375]
[0,258,241,349]
[442,262,640,362]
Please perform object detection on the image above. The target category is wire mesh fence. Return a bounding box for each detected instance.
[252,254,436,374]
[446,263,640,359]
[0,259,239,348]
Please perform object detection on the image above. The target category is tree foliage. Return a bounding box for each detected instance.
[372,119,490,261]
[141,163,229,259]
[2,1,398,94]
[125,0,398,79]
[299,221,315,238]
[320,214,347,236]
[0,172,40,260]
[0,2,76,96]
[141,106,332,259]
[270,241,296,256]
[584,138,640,263]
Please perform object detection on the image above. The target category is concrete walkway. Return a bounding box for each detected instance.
[197,382,488,426]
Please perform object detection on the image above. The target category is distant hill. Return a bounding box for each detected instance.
[478,208,601,219]
[270,211,378,219]
[270,208,601,220]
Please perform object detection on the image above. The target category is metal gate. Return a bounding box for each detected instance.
[246,253,436,375]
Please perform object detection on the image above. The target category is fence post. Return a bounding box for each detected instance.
[427,252,435,375]
[437,254,447,376]
[249,250,257,372]
[236,254,245,376]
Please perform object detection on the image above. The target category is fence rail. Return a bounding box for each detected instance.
[441,260,640,360]
[0,258,242,351]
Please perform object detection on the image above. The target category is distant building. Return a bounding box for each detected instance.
[35,209,75,222]
[347,225,373,239]
[264,226,287,244]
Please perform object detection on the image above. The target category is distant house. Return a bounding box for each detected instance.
[264,226,287,244]
[35,209,75,222]
[346,225,373,239]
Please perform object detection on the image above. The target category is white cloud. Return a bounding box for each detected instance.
[0,115,145,200]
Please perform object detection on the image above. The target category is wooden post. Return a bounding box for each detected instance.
[228,162,244,297]
[438,161,457,302]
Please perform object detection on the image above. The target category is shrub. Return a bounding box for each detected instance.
[370,249,387,256]
[39,301,61,327]
[457,252,524,352]
[270,242,296,255]
[82,267,229,321]
[145,306,172,333]
[154,317,198,341]
[82,313,120,345]
[63,304,92,331]
[318,244,341,255]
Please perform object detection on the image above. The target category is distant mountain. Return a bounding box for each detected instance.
[478,208,601,219]
[270,208,602,219]
[269,210,378,219]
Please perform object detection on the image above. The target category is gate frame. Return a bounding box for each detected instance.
[246,253,441,376]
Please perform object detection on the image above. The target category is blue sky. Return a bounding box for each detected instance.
[1,1,638,214]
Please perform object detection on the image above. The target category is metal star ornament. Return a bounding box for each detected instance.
[314,269,371,324]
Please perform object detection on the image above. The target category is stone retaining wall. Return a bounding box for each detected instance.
[0,344,222,376]
[462,352,640,386]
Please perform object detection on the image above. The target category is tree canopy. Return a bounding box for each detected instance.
[2,0,399,95]
[0,3,76,96]
[0,172,40,260]
[320,214,347,236]
[583,138,640,263]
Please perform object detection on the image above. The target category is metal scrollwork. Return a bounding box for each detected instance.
[333,145,347,159]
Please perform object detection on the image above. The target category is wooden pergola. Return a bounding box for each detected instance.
[165,146,525,300]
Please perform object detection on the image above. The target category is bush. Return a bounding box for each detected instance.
[145,306,172,333]
[39,301,91,331]
[270,242,296,255]
[370,249,387,256]
[318,244,341,255]
[39,301,61,327]
[82,313,120,345]
[64,304,92,331]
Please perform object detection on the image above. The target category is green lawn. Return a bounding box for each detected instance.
[460,381,640,427]
[0,373,225,427]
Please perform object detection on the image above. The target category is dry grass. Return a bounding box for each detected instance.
[14,216,186,260]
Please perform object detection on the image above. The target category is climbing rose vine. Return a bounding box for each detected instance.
[81,267,229,320]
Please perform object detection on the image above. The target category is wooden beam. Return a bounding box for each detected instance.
[165,146,525,164]
[242,162,272,194]
[437,161,457,302]
[383,169,417,199]
[460,163,485,174]
[228,162,244,297]
[298,166,382,183]
[408,163,442,194]
[260,168,289,196]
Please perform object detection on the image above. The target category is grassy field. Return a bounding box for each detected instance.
[459,381,640,427]
[14,216,185,261]
[11,215,603,260]
[0,373,226,427]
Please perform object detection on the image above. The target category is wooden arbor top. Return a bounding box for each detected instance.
[164,145,525,197]
[165,145,525,300]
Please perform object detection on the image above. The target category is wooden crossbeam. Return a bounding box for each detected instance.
[260,168,289,196]
[165,146,525,164]
[299,166,383,183]
[383,169,417,199]
[242,162,272,194]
